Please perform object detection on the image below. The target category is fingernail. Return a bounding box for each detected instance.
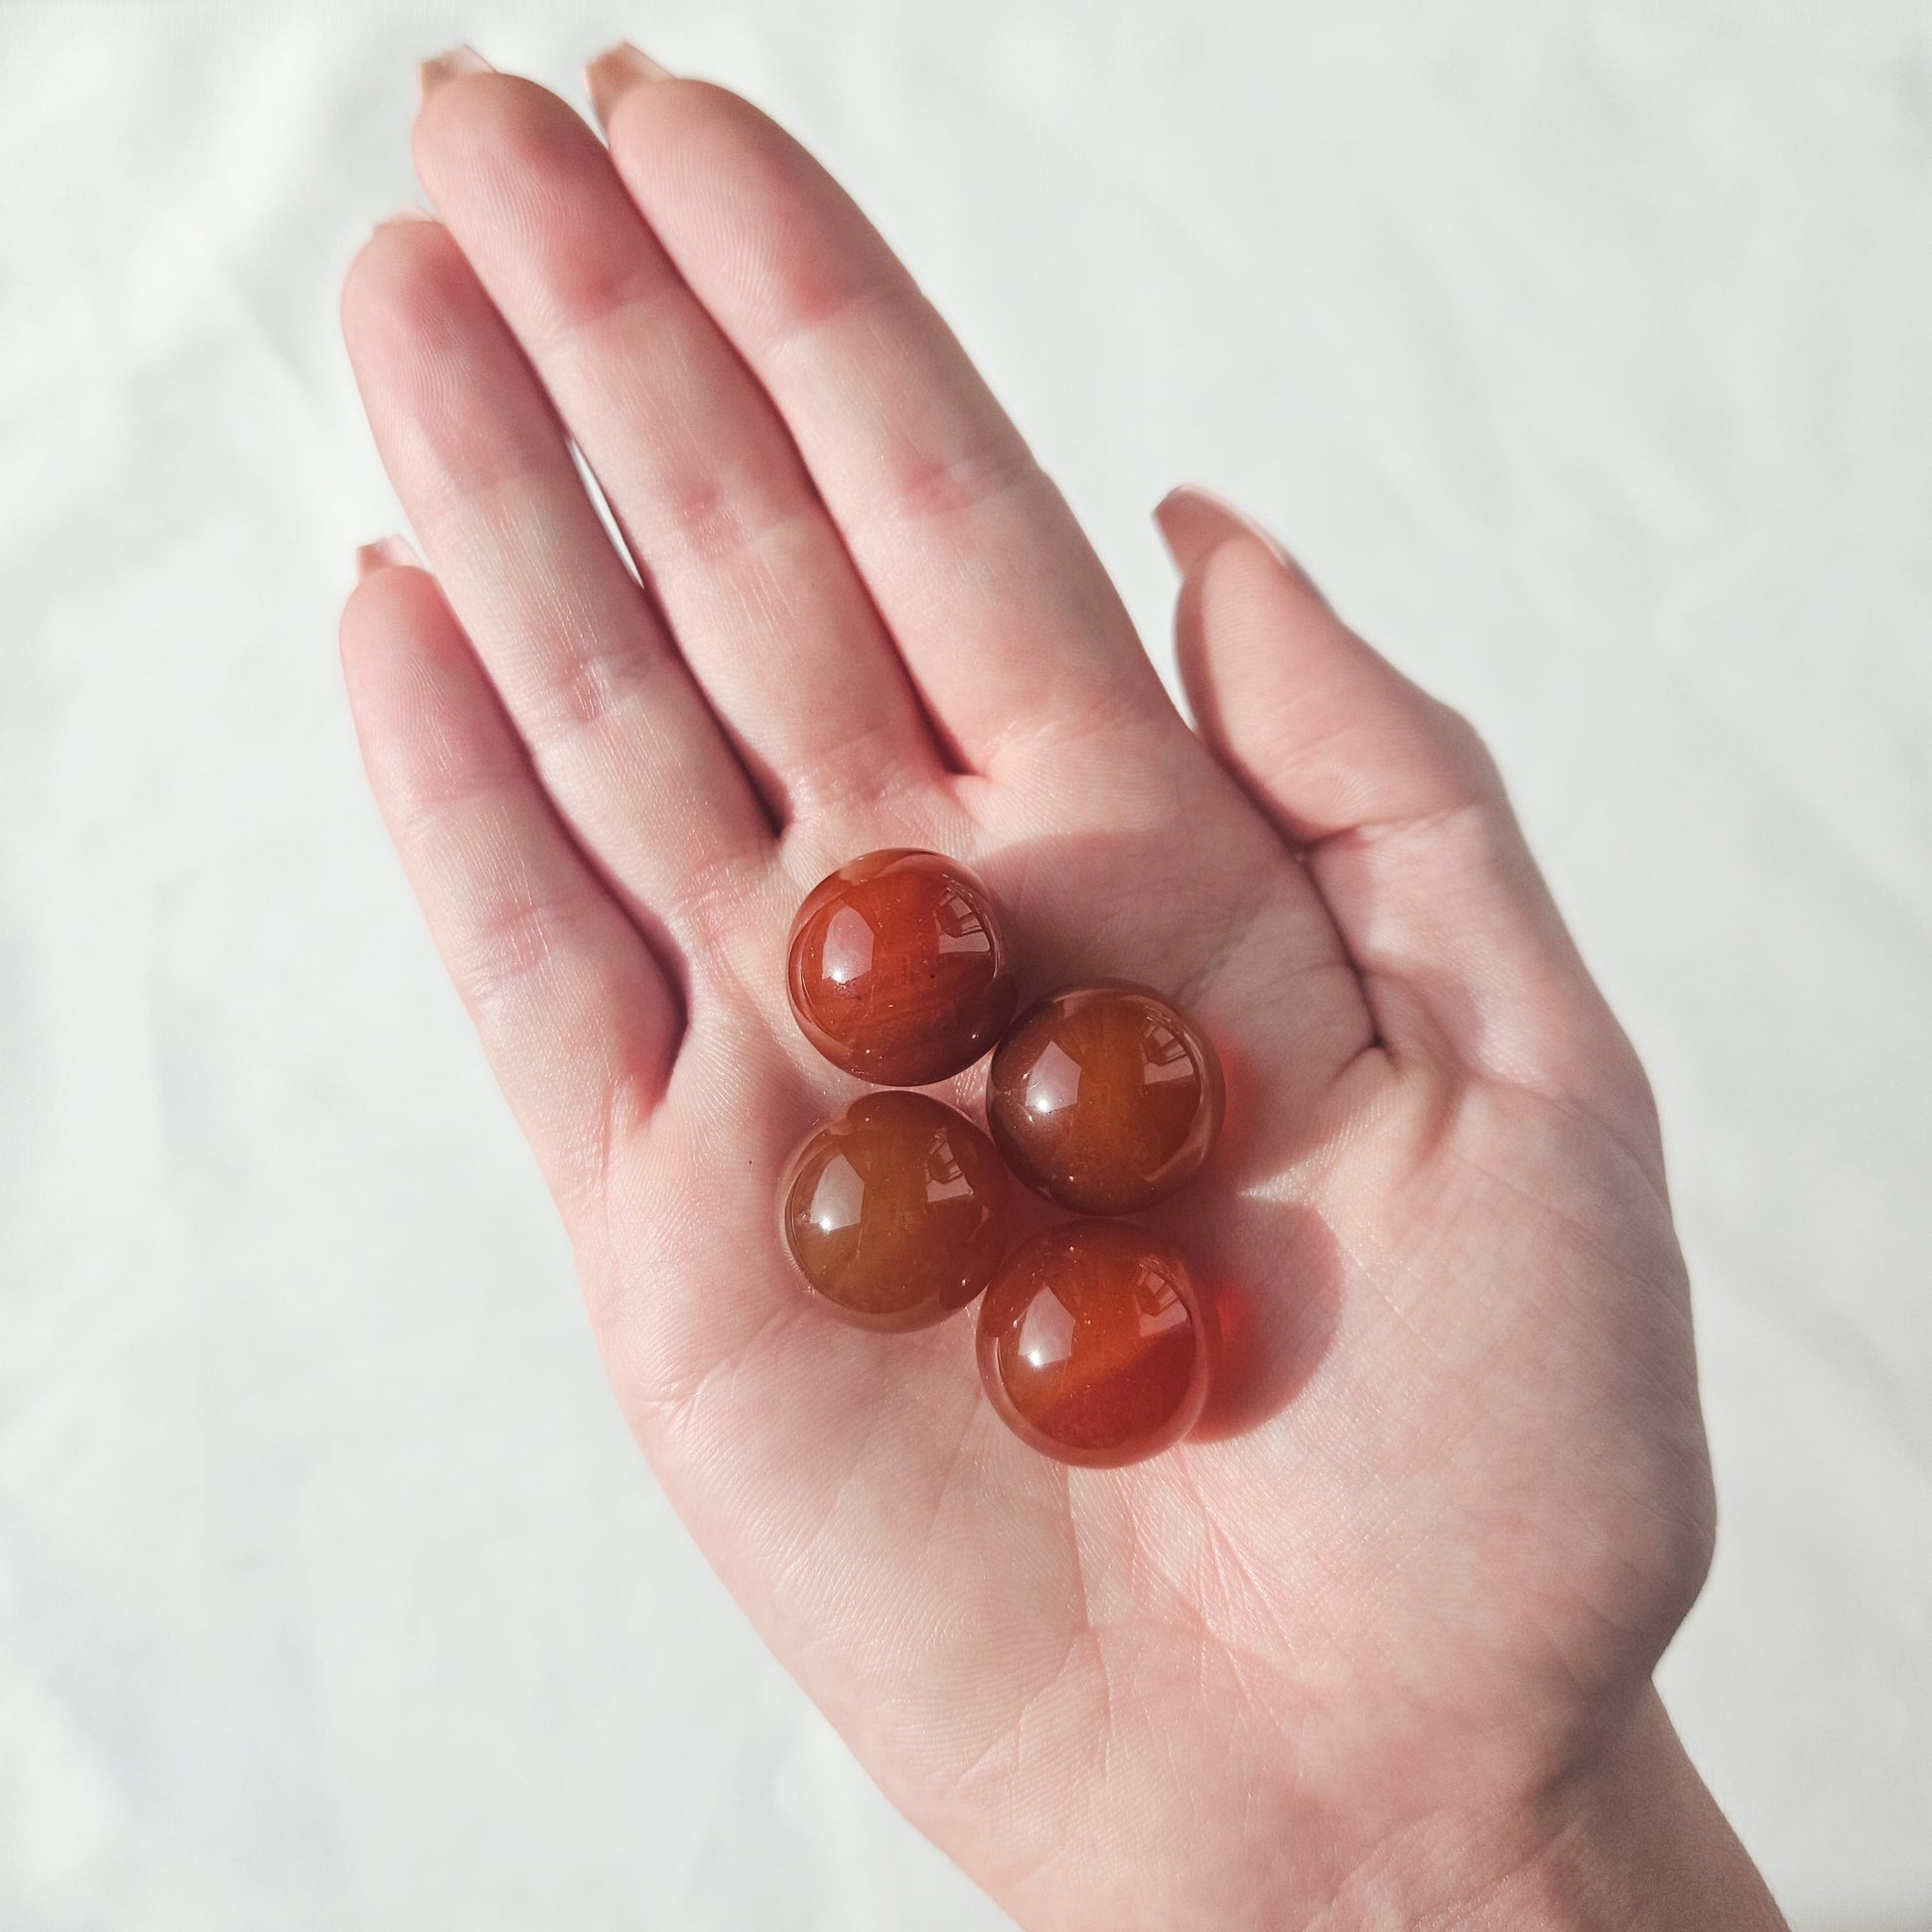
[419,44,492,102]
[1153,483,1303,578]
[355,534,420,580]
[585,42,672,126]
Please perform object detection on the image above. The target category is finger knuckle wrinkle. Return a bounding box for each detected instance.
[879,434,1041,533]
[523,646,653,753]
[548,257,673,350]
[760,264,913,363]
[393,736,509,825]
[459,886,599,1009]
[644,474,789,571]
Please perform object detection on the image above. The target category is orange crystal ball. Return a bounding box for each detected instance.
[986,983,1225,1214]
[779,1091,1010,1330]
[786,849,1018,1085]
[976,1221,1211,1465]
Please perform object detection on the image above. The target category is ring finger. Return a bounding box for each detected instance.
[340,212,772,953]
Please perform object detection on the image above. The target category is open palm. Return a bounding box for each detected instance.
[341,50,1721,1931]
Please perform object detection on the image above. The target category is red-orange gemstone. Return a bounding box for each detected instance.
[786,849,1018,1085]
[976,1221,1211,1465]
[779,1091,1010,1330]
[987,983,1224,1214]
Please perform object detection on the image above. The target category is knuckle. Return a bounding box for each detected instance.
[453,880,599,1014]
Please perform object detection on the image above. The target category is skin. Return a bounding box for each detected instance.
[337,44,1789,1930]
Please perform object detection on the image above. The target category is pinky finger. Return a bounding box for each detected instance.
[340,543,681,1225]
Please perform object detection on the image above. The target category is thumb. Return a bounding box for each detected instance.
[1156,484,1659,1169]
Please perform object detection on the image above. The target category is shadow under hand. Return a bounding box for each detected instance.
[1173,1195,1341,1443]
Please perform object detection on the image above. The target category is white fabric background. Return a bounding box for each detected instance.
[3,2,1929,1926]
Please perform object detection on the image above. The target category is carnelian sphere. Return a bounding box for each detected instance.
[779,1091,1010,1330]
[786,849,1018,1085]
[987,983,1225,1214]
[976,1221,1211,1466]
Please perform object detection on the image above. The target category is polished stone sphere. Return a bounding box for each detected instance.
[976,1220,1211,1465]
[785,849,1018,1085]
[779,1091,1010,1330]
[986,983,1224,1214]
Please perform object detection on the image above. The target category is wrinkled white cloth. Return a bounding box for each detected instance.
[2,3,1928,1927]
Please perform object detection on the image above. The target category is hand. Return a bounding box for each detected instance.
[338,45,1784,1930]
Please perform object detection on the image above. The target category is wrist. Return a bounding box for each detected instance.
[1329,1686,1787,1932]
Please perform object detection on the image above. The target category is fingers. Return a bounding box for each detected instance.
[1160,486,1657,1138]
[409,64,947,817]
[589,51,1183,779]
[340,550,679,1220]
[340,213,770,958]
